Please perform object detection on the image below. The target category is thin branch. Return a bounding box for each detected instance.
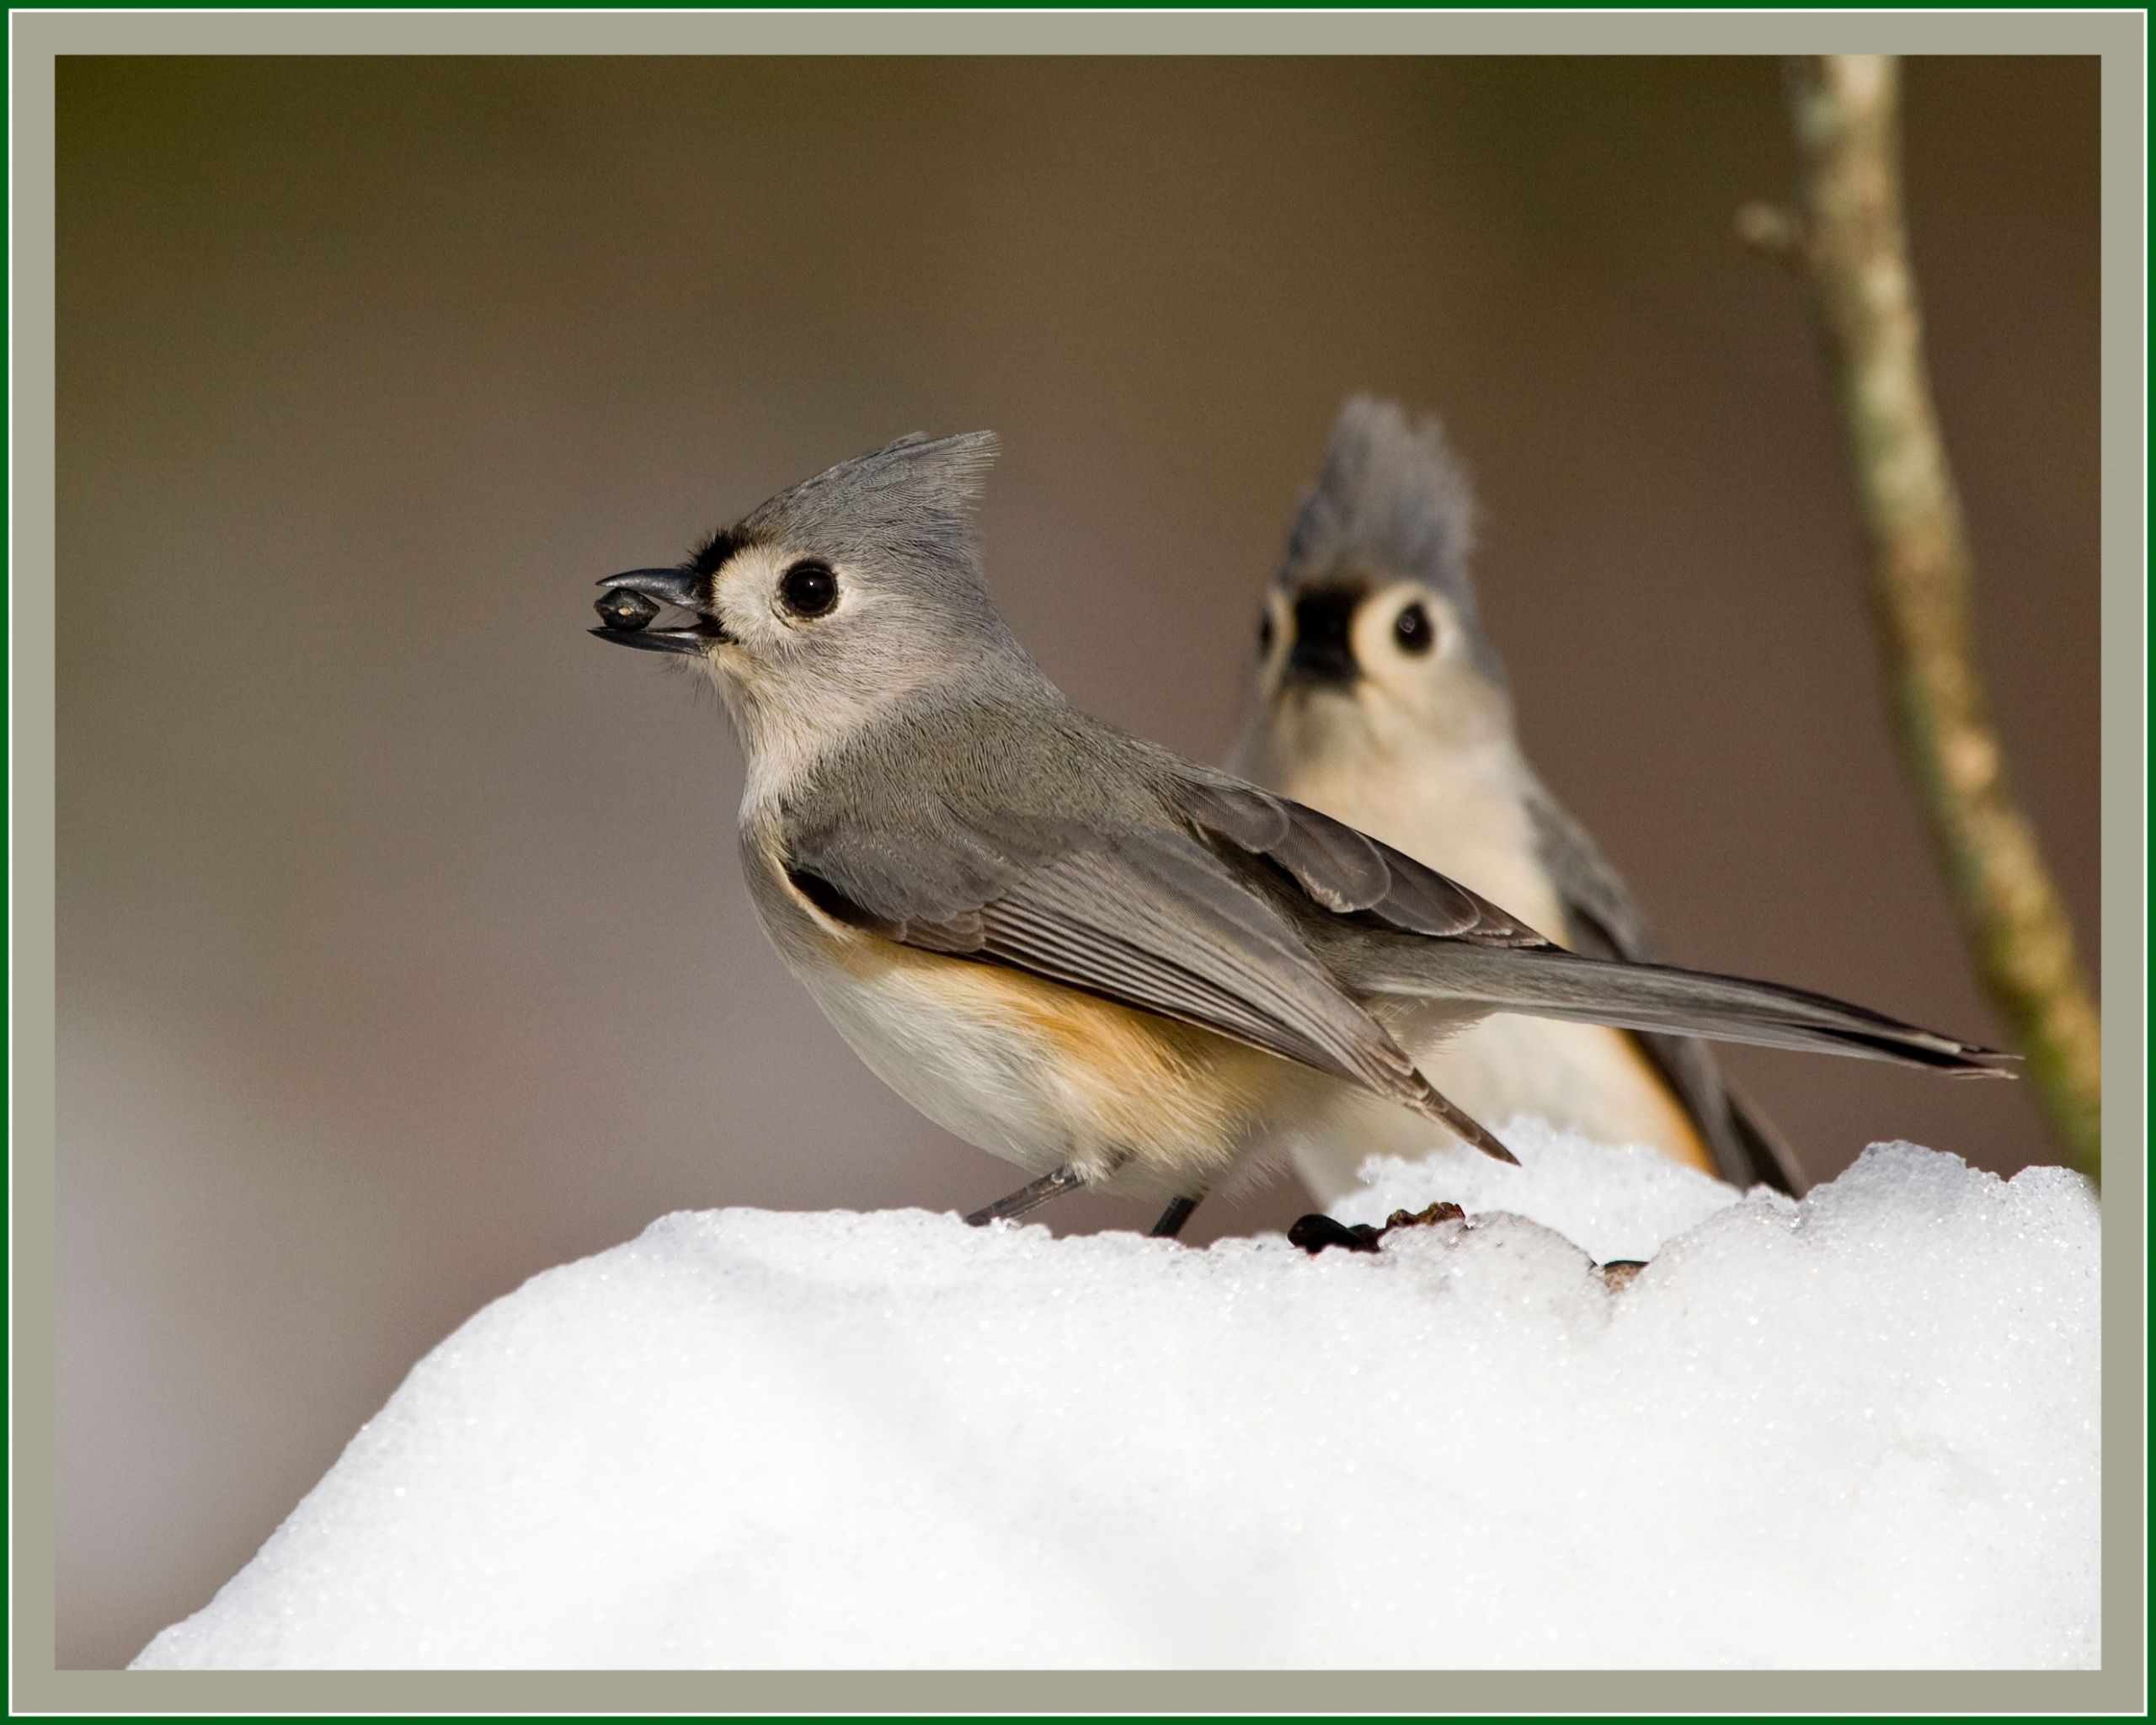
[1755,55,2101,1178]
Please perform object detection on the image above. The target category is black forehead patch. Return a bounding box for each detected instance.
[1285,569,1372,603]
[686,526,755,580]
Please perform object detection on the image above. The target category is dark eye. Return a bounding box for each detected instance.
[1257,611,1275,657]
[1393,601,1435,655]
[778,559,838,618]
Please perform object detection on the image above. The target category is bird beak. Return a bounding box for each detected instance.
[590,568,734,654]
[1282,585,1363,687]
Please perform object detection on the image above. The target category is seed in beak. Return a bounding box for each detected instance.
[595,589,660,632]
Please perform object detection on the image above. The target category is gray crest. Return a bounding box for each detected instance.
[1279,398,1492,660]
[734,430,1002,604]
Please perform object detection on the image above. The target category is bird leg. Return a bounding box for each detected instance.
[1148,1195,1203,1239]
[964,1163,1085,1227]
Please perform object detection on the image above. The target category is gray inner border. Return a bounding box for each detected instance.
[11,7,2145,1714]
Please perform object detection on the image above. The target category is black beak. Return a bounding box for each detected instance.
[1284,585,1363,686]
[590,568,732,654]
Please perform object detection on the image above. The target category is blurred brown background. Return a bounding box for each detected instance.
[56,56,2098,1667]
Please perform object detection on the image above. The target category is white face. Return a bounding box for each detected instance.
[685,539,960,796]
[701,541,851,667]
[1254,573,1507,761]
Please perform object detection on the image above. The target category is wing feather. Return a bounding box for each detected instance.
[1175,778,1553,946]
[784,813,1437,1114]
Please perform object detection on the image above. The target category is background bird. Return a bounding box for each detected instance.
[1234,397,1812,1204]
[592,431,2004,1237]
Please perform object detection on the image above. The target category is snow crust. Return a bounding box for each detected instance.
[1333,1120,1748,1264]
[136,1133,2100,1669]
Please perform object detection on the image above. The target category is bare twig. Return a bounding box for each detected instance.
[1755,55,2101,1178]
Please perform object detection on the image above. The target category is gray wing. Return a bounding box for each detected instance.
[1523,779,1808,1195]
[782,804,1454,1126]
[1171,777,1556,949]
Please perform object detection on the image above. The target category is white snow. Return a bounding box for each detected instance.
[134,1133,2100,1671]
[1332,1120,1749,1264]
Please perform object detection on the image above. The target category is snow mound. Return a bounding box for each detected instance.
[1333,1119,1753,1263]
[135,1136,2099,1670]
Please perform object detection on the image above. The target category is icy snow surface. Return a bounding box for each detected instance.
[136,1133,2099,1670]
[1333,1120,1749,1265]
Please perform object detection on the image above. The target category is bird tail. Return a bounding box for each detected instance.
[1353,942,2013,1076]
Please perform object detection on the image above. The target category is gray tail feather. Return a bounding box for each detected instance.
[1358,943,2014,1076]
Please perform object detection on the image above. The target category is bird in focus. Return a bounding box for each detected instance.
[1234,397,1808,1204]
[591,432,2009,1238]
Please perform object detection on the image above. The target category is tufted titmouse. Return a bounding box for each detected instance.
[1235,398,1810,1203]
[593,432,2004,1238]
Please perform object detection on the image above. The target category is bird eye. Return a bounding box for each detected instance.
[1393,601,1435,655]
[1257,611,1275,657]
[778,559,839,619]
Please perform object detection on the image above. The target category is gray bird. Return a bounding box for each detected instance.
[592,431,2006,1239]
[1235,397,1809,1204]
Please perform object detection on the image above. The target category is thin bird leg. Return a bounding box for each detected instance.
[964,1163,1085,1227]
[1149,1196,1202,1239]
